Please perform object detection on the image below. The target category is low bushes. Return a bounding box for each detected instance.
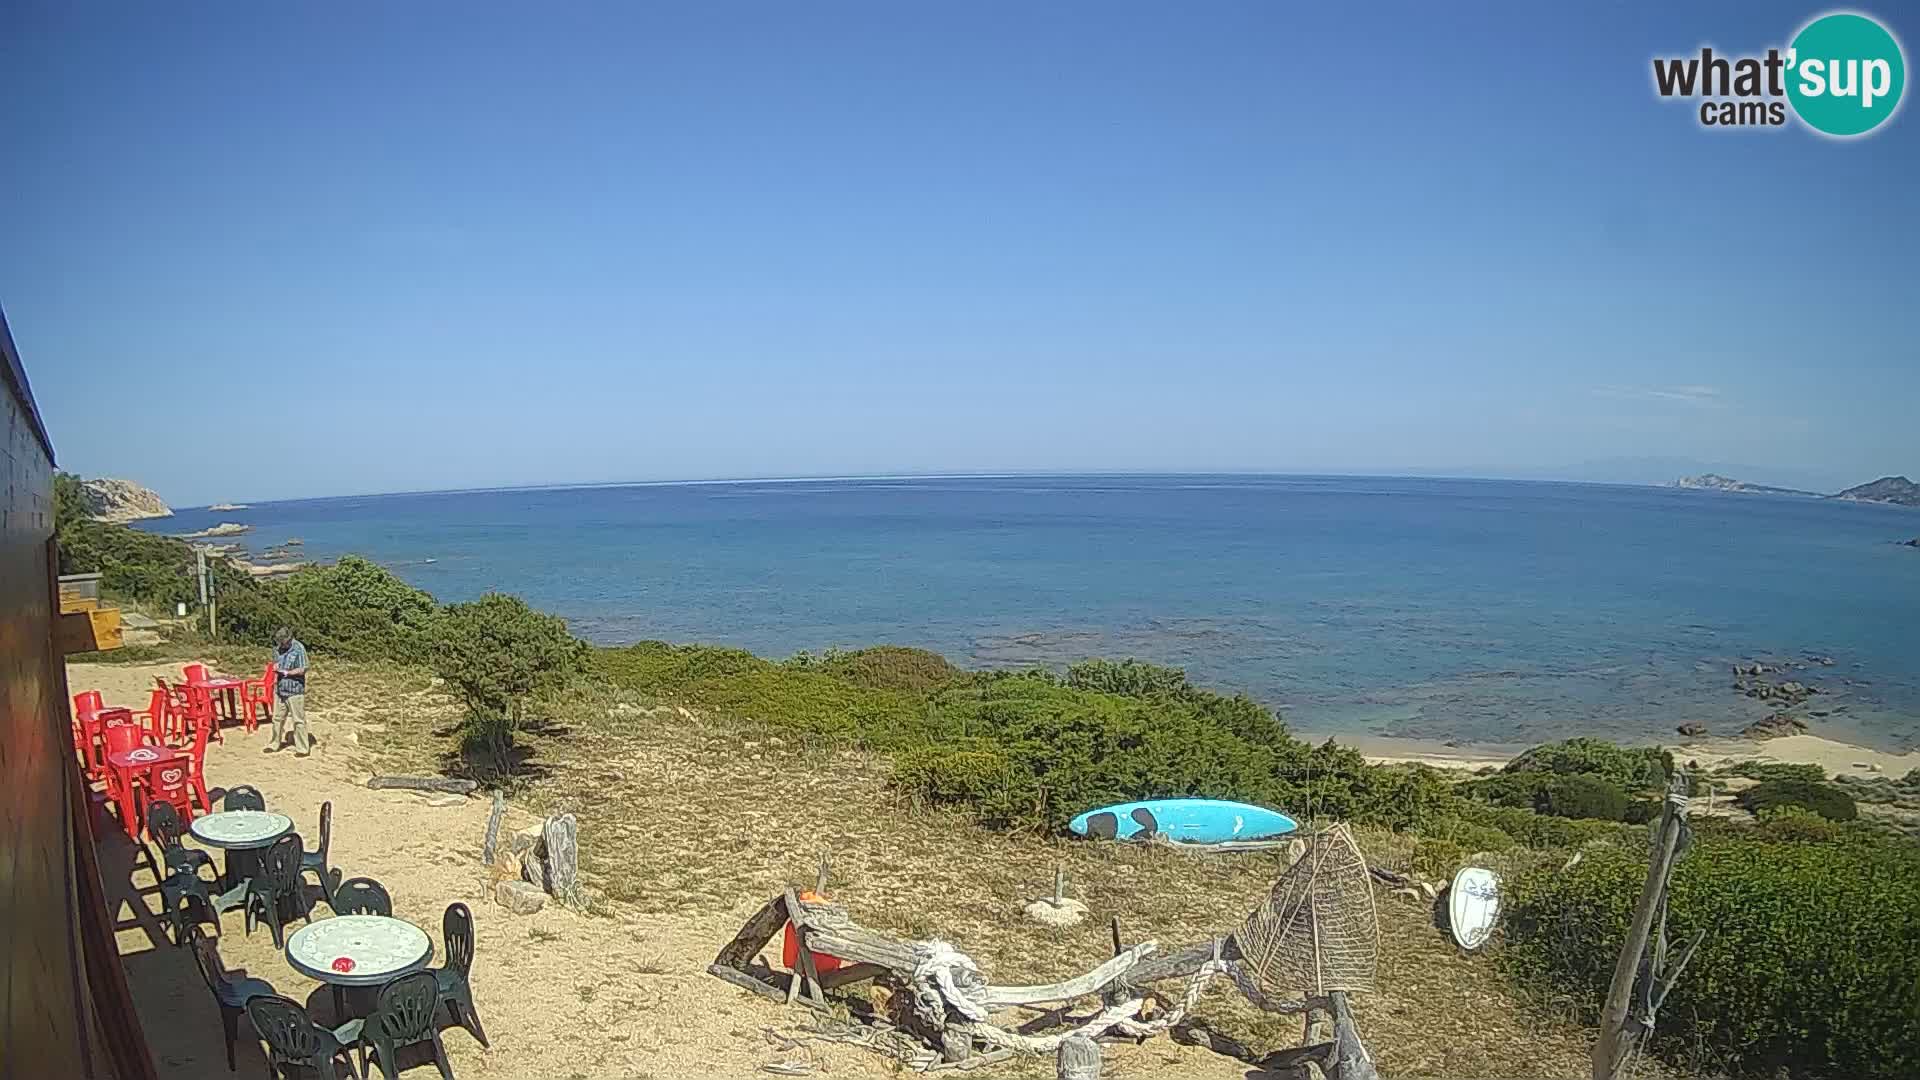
[1726,759,1827,784]
[1503,737,1670,791]
[1535,774,1631,821]
[818,646,962,693]
[1738,779,1858,821]
[1503,829,1920,1079]
[430,593,587,770]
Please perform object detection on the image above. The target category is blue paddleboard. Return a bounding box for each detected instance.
[1067,798,1298,843]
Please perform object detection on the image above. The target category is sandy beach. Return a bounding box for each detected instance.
[1337,731,1920,780]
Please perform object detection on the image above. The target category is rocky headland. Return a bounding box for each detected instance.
[1834,475,1920,507]
[79,477,172,523]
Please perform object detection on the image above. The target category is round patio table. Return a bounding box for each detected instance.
[189,809,294,897]
[287,915,434,988]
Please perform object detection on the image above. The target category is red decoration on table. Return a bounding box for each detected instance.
[332,957,356,974]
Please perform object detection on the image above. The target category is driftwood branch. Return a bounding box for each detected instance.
[367,775,478,794]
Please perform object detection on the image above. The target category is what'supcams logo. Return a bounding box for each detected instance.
[1653,10,1906,137]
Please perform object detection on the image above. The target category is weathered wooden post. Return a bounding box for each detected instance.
[1056,1034,1101,1079]
[543,813,581,905]
[481,790,506,863]
[1593,772,1702,1080]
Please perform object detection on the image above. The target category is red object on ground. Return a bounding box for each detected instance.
[183,663,209,684]
[74,689,104,717]
[332,957,355,974]
[781,890,844,974]
[181,711,215,813]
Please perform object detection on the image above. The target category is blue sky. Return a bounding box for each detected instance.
[3,1,1913,505]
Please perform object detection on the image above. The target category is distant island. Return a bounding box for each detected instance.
[1833,476,1920,507]
[1672,473,1920,508]
[1671,473,1818,497]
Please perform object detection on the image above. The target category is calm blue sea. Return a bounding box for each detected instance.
[146,475,1920,751]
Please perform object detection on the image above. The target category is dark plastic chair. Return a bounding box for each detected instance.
[354,971,454,1080]
[151,803,220,944]
[147,801,215,880]
[244,833,311,948]
[223,785,267,811]
[189,924,278,1071]
[331,877,393,917]
[303,801,341,907]
[246,994,364,1080]
[433,903,489,1048]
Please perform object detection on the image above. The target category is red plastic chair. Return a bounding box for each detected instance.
[144,758,199,834]
[240,663,276,733]
[174,682,222,745]
[74,689,105,717]
[101,724,160,835]
[183,663,209,684]
[131,688,173,743]
[182,711,216,813]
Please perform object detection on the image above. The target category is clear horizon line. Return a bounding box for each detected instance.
[158,467,1689,511]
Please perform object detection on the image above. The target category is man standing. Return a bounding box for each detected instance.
[267,626,311,756]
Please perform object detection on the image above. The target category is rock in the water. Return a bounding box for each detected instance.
[1023,897,1089,927]
[495,880,547,914]
[1742,713,1808,740]
[1905,537,1920,548]
[1676,722,1709,738]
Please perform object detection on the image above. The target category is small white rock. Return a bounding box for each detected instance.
[1023,898,1089,927]
[495,880,546,915]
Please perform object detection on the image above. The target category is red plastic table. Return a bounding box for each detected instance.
[106,745,185,838]
[187,676,247,727]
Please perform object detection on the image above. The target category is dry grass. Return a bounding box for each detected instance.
[322,670,1664,1080]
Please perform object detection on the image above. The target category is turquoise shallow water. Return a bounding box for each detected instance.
[147,474,1920,750]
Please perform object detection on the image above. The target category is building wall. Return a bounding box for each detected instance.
[0,314,105,1077]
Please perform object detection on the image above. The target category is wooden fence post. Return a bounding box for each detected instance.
[1593,773,1699,1080]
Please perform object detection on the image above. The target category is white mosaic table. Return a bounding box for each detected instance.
[189,810,293,849]
[286,915,435,987]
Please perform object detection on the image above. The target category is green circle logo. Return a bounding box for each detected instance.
[1787,12,1906,136]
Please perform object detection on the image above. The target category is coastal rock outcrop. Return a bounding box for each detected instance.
[1734,673,1817,706]
[79,477,172,523]
[1741,713,1808,740]
[180,522,251,539]
[1905,538,1920,548]
[1676,722,1709,738]
[1833,475,1920,507]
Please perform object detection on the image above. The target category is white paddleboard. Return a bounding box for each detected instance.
[1448,866,1500,950]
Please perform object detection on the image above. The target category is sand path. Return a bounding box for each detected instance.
[86,661,1254,1080]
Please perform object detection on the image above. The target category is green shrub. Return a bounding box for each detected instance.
[821,646,962,693]
[1738,779,1858,821]
[1451,803,1633,849]
[893,748,1028,822]
[273,556,439,663]
[430,593,586,771]
[594,641,772,691]
[1503,737,1670,791]
[1535,774,1631,821]
[1726,759,1827,784]
[1062,658,1192,699]
[1504,830,1920,1079]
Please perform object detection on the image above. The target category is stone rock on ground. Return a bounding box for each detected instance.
[1023,897,1089,927]
[1676,722,1709,738]
[495,880,547,915]
[1742,713,1808,740]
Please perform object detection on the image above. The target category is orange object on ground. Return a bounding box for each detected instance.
[782,890,844,974]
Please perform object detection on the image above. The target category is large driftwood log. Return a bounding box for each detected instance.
[367,775,478,794]
[1118,936,1242,986]
[1327,992,1378,1080]
[1055,1035,1100,1079]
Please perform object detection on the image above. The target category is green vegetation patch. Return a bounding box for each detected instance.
[1504,827,1920,1080]
[1737,778,1859,821]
